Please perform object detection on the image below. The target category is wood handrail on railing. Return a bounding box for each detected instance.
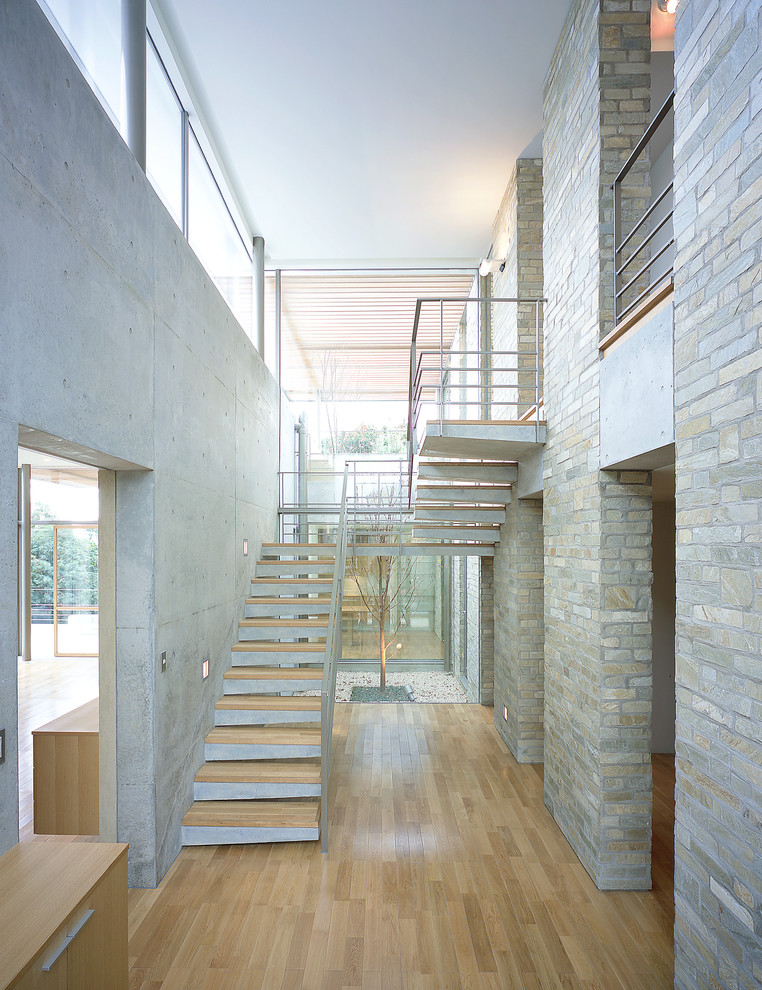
[320,464,349,853]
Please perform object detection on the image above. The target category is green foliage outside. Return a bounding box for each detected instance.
[31,502,98,609]
[321,423,406,455]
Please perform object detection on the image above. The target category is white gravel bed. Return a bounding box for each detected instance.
[334,670,469,703]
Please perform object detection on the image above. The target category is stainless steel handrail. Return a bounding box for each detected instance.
[613,91,675,324]
[320,464,349,853]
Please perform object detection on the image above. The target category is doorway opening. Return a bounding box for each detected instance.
[17,446,100,839]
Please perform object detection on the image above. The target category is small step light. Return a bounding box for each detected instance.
[243,539,248,556]
[503,705,508,722]
[202,658,209,680]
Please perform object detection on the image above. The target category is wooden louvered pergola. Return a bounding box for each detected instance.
[269,270,476,402]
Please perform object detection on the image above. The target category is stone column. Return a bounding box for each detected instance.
[672,2,762,986]
[491,159,544,418]
[542,0,653,890]
[494,497,544,763]
[479,557,494,706]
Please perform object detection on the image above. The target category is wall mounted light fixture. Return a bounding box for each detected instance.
[478,257,507,277]
[656,0,679,13]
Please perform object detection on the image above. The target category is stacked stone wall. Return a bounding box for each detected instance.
[494,498,544,762]
[543,0,653,889]
[466,556,481,702]
[491,161,544,417]
[479,557,494,706]
[672,1,762,986]
[451,556,463,680]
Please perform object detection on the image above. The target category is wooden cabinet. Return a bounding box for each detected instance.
[0,841,127,990]
[33,699,99,835]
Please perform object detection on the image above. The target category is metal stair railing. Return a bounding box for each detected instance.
[613,91,675,324]
[320,463,349,853]
[406,295,545,507]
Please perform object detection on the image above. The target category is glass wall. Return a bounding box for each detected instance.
[29,468,99,659]
[41,0,122,125]
[188,129,253,337]
[146,37,183,228]
[36,1,257,347]
[343,555,445,665]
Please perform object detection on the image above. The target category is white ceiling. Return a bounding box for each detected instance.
[152,0,576,266]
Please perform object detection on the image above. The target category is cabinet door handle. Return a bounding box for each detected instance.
[41,909,95,971]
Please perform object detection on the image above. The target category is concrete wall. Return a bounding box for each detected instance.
[672,1,762,985]
[599,302,675,470]
[542,0,654,890]
[0,0,280,885]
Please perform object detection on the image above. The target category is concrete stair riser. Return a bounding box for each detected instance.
[193,781,321,800]
[417,462,518,483]
[414,506,506,524]
[238,622,329,640]
[214,708,321,726]
[412,526,499,542]
[182,825,319,845]
[244,600,332,617]
[230,648,325,664]
[415,485,512,504]
[255,561,336,576]
[223,677,321,693]
[250,579,334,594]
[205,741,321,760]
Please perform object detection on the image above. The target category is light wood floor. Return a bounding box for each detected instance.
[17,657,99,840]
[128,705,675,990]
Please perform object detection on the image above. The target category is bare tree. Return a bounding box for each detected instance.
[317,350,355,456]
[349,497,428,688]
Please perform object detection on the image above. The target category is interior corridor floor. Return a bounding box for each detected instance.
[128,703,675,990]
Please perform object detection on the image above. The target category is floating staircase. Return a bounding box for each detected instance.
[412,459,517,548]
[181,543,337,845]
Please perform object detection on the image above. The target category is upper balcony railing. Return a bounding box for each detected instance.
[406,296,544,498]
[613,91,675,326]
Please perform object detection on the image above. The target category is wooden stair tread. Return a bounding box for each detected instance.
[206,725,321,746]
[195,760,321,784]
[224,667,322,680]
[182,799,320,829]
[232,641,325,652]
[216,695,321,711]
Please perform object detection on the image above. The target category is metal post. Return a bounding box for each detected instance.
[613,176,622,325]
[535,300,541,444]
[477,286,482,421]
[252,235,265,357]
[180,110,189,236]
[18,464,32,661]
[297,413,309,543]
[439,300,444,434]
[121,0,147,171]
[276,268,282,541]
